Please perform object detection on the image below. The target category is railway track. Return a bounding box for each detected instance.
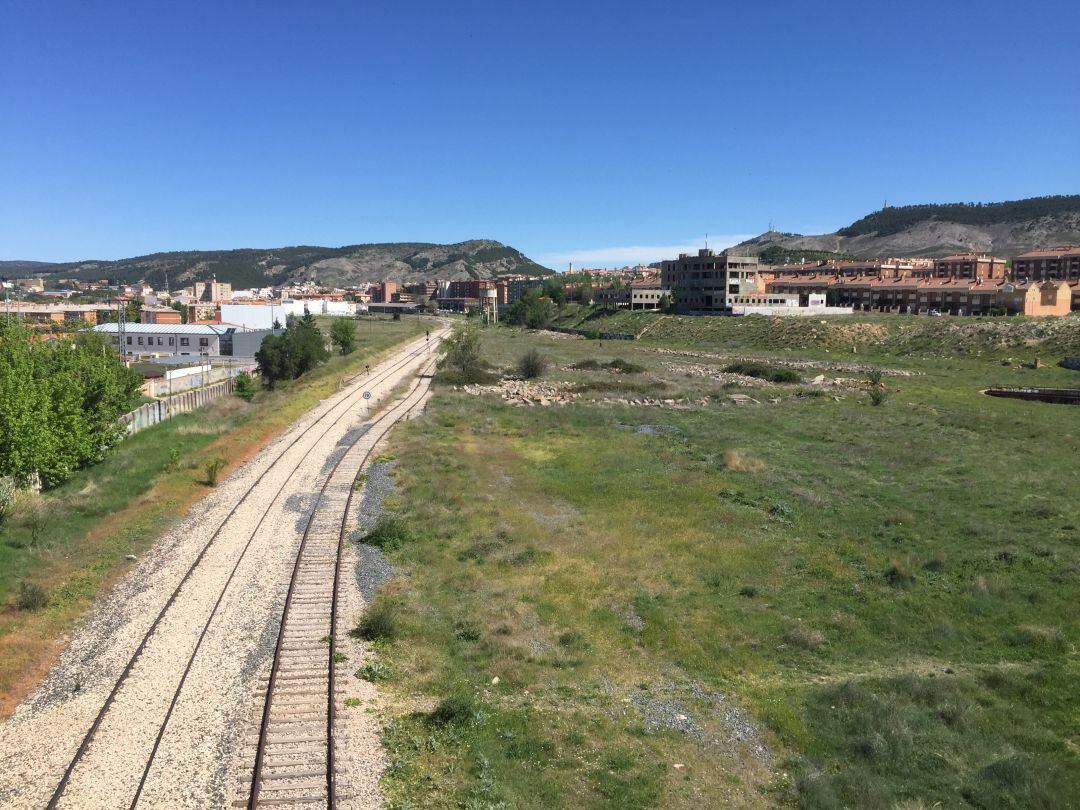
[44,328,444,809]
[240,355,438,808]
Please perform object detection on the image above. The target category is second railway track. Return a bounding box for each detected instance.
[241,355,439,809]
[38,328,445,810]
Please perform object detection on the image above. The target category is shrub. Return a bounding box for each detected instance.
[869,387,889,407]
[362,515,412,551]
[608,358,644,374]
[437,321,491,384]
[453,620,482,642]
[356,660,395,682]
[724,360,801,384]
[723,448,766,473]
[165,447,182,472]
[352,599,398,642]
[16,581,47,611]
[233,371,257,402]
[884,560,915,588]
[343,696,361,707]
[1010,625,1065,652]
[738,585,758,598]
[22,501,50,548]
[428,688,476,727]
[923,555,946,572]
[867,368,884,386]
[784,625,824,650]
[768,500,793,519]
[516,348,548,379]
[203,456,227,486]
[572,358,644,374]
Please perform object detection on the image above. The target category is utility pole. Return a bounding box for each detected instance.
[117,298,127,361]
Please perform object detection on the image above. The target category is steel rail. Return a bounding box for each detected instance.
[46,329,440,809]
[247,356,437,809]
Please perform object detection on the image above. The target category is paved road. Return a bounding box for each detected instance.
[0,328,445,809]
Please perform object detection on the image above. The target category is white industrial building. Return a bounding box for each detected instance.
[95,322,278,358]
[728,293,854,317]
[219,299,355,330]
[95,323,229,357]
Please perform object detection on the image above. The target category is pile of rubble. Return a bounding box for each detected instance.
[662,361,773,386]
[460,378,579,406]
[651,348,918,377]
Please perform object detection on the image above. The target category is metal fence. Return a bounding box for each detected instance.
[122,377,237,434]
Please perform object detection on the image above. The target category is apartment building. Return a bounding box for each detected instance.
[444,279,508,305]
[4,302,107,324]
[763,258,934,279]
[767,275,1073,316]
[141,307,183,324]
[1012,246,1080,281]
[660,250,761,314]
[933,254,1007,279]
[193,279,233,302]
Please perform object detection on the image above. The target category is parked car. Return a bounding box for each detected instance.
[928,309,942,316]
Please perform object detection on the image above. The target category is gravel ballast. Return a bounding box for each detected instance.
[0,331,443,809]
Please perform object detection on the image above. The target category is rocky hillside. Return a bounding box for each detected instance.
[3,240,551,288]
[736,195,1080,261]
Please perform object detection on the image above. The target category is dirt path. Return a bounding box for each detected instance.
[0,329,445,809]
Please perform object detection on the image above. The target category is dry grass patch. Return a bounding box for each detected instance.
[723,448,766,474]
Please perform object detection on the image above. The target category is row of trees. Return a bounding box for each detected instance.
[0,319,142,488]
[502,277,597,328]
[253,313,360,389]
[254,312,330,389]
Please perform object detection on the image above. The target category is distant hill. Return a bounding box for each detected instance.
[735,195,1080,261]
[0,240,551,288]
[0,260,59,274]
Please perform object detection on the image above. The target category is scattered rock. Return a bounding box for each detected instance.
[463,379,578,406]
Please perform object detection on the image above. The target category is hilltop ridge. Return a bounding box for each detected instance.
[0,240,552,288]
[735,194,1080,261]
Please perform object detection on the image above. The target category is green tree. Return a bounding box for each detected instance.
[541,277,567,306]
[437,321,487,383]
[255,312,329,388]
[169,301,188,323]
[255,333,293,389]
[505,288,556,329]
[0,318,140,487]
[0,319,53,484]
[287,312,330,374]
[577,281,593,305]
[233,371,257,401]
[329,317,357,356]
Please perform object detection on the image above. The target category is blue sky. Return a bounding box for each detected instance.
[2,0,1078,268]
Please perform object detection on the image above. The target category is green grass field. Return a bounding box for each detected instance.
[366,317,1080,809]
[0,315,427,714]
[553,308,1080,362]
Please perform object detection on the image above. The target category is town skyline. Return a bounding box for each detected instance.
[3,1,1079,266]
